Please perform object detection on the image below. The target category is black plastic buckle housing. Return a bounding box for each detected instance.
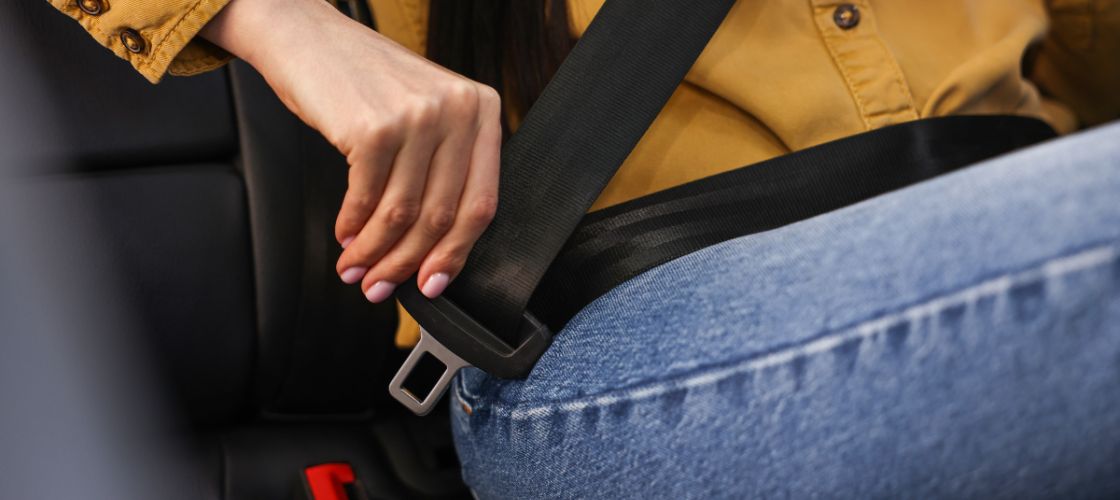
[388,278,553,415]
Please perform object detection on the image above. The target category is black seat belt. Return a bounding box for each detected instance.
[390,0,738,414]
[389,1,1055,415]
[527,115,1055,332]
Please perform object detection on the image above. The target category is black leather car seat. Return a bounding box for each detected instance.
[0,2,465,498]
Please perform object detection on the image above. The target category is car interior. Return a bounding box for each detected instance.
[1,2,469,498]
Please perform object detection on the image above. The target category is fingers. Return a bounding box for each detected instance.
[415,87,501,297]
[359,85,491,299]
[334,82,501,304]
[335,108,439,287]
[334,132,399,248]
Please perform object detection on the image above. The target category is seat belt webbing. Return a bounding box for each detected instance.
[388,1,1054,416]
[434,0,738,339]
[390,0,736,414]
[528,115,1057,331]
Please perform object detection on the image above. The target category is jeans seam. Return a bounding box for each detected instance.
[457,372,480,400]
[464,240,1119,420]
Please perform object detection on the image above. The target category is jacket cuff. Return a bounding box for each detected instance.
[50,0,233,83]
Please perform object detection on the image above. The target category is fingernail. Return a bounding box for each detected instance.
[365,280,397,303]
[340,266,368,284]
[421,272,450,298]
[341,236,355,249]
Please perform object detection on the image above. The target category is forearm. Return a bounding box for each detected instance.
[199,0,339,70]
[199,0,503,310]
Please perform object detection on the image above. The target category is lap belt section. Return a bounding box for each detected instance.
[388,0,1055,415]
[529,115,1055,332]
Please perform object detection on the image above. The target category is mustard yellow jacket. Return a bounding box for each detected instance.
[51,0,1120,346]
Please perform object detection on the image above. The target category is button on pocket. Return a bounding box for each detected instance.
[833,4,860,30]
[76,0,105,16]
[120,29,147,54]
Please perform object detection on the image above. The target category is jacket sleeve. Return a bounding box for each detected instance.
[48,0,233,83]
[1030,0,1120,128]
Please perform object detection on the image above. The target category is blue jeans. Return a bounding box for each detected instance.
[450,122,1120,499]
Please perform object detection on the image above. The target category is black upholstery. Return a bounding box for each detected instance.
[220,425,404,499]
[228,63,398,416]
[1,2,252,423]
[1,0,399,423]
[0,1,235,172]
[13,169,258,423]
[1,2,465,498]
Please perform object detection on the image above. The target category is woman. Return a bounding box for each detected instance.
[49,0,1120,497]
[48,0,1119,311]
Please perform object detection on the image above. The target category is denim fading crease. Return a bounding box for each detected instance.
[451,122,1120,499]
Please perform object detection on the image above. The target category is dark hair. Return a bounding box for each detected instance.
[427,1,574,132]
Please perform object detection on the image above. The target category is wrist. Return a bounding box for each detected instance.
[200,0,340,69]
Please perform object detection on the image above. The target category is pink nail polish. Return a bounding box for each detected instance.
[365,280,397,303]
[422,272,450,298]
[341,236,355,249]
[340,266,368,284]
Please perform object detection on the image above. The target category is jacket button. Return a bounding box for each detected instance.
[120,29,147,54]
[76,0,105,16]
[833,4,860,30]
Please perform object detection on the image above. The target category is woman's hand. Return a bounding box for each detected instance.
[202,0,500,302]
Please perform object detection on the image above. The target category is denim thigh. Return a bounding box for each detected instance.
[452,123,1120,499]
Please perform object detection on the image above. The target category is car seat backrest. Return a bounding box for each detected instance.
[1,1,398,424]
[228,63,399,416]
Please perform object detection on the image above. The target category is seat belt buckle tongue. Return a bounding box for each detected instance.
[389,328,471,416]
[390,277,554,415]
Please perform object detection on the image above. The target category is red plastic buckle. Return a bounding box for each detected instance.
[303,463,358,500]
